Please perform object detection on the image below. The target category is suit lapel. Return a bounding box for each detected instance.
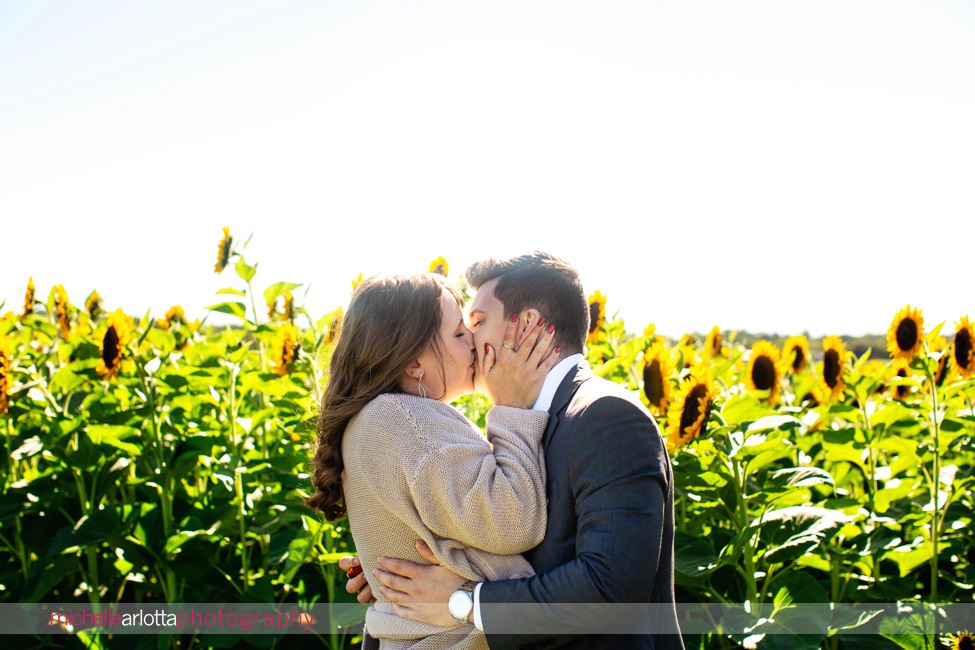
[543,361,592,449]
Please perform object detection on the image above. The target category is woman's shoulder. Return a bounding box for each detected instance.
[353,393,477,444]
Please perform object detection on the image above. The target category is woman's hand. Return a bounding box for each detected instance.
[480,314,560,408]
[338,556,376,604]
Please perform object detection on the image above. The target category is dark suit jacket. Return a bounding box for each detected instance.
[478,361,684,650]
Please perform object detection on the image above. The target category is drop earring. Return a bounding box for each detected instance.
[417,371,427,399]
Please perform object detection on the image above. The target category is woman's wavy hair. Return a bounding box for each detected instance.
[305,272,463,520]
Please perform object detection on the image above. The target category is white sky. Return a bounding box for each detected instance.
[2,0,973,339]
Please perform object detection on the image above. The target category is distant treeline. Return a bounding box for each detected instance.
[685,331,889,362]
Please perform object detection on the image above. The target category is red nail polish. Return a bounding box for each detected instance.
[347,564,363,579]
[538,317,545,327]
[554,346,561,354]
[511,313,519,322]
[485,343,490,355]
[547,324,555,334]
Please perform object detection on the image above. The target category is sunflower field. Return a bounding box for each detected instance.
[1,231,973,650]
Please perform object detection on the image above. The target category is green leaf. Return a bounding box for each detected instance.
[86,424,142,456]
[767,467,835,490]
[721,394,774,427]
[759,506,849,565]
[235,256,258,282]
[206,301,248,321]
[47,508,121,556]
[746,415,802,435]
[216,287,247,297]
[263,282,303,305]
[163,528,216,556]
[50,365,86,394]
[882,539,933,578]
[674,536,719,577]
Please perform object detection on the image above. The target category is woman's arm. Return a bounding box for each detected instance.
[408,404,549,555]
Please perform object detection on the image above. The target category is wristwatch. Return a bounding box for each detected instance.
[447,580,478,625]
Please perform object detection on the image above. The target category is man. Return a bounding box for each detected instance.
[340,252,683,649]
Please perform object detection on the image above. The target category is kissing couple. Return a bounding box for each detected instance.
[305,252,684,650]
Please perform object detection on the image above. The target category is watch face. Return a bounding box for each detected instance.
[448,590,473,619]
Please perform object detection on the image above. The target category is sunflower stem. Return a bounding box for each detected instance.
[857,397,878,523]
[920,343,941,605]
[730,455,758,604]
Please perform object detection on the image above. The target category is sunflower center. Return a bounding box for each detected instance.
[643,360,665,407]
[791,346,805,372]
[102,326,121,367]
[824,350,840,388]
[955,329,973,368]
[935,353,949,386]
[588,303,600,334]
[751,356,776,391]
[958,635,974,650]
[895,368,909,398]
[680,385,708,435]
[895,318,918,352]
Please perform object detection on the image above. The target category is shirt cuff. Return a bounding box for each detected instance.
[472,582,484,631]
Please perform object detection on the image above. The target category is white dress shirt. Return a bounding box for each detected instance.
[471,353,583,630]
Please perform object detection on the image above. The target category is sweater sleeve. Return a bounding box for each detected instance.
[408,405,549,555]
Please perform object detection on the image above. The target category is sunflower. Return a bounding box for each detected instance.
[328,306,343,344]
[745,340,782,403]
[821,335,849,401]
[643,323,656,340]
[946,632,974,650]
[935,344,953,387]
[428,256,449,277]
[642,340,674,414]
[85,290,104,320]
[271,323,300,376]
[51,285,71,338]
[352,272,363,292]
[704,326,723,359]
[892,367,911,400]
[0,335,12,415]
[886,305,924,367]
[159,305,185,331]
[783,335,811,374]
[665,366,716,452]
[800,386,824,408]
[587,290,607,345]
[953,316,975,379]
[282,292,295,322]
[97,310,133,379]
[21,277,34,320]
[214,227,233,273]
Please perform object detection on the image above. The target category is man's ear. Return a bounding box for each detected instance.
[519,309,542,342]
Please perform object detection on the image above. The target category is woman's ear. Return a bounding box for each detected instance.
[404,359,424,380]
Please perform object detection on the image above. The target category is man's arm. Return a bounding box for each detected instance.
[478,396,669,647]
[372,396,672,642]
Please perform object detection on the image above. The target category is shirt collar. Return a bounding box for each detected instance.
[532,353,584,412]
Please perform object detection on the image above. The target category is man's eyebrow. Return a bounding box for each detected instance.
[468,309,485,316]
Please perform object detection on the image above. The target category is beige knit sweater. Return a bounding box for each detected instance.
[341,392,549,650]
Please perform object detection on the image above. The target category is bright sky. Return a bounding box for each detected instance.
[2,0,973,339]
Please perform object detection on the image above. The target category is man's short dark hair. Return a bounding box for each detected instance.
[466,251,589,355]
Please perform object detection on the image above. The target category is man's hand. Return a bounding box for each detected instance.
[372,540,468,627]
[338,556,375,604]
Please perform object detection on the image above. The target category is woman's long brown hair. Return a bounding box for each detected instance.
[305,272,462,520]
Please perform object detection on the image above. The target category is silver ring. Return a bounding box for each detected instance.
[501,343,516,351]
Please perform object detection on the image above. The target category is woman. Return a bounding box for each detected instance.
[305,272,559,649]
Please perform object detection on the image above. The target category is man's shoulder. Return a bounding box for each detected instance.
[571,374,651,416]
